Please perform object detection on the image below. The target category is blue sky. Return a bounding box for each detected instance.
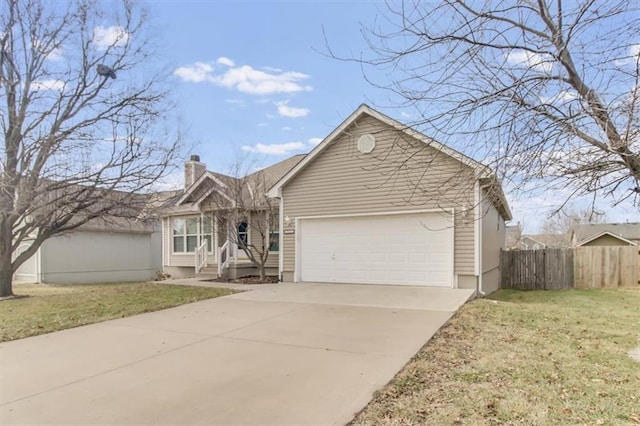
[144,0,637,231]
[150,1,383,168]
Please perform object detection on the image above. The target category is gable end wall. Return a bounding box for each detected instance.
[281,114,477,283]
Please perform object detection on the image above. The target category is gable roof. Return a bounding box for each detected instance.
[575,230,638,247]
[165,154,306,214]
[175,171,233,206]
[266,104,512,220]
[571,223,640,244]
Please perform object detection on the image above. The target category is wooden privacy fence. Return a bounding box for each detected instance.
[500,249,573,290]
[501,246,639,290]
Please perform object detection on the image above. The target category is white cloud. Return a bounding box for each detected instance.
[46,47,64,61]
[32,79,65,91]
[505,50,553,74]
[241,141,306,155]
[258,122,268,127]
[174,62,214,83]
[224,98,244,105]
[173,58,312,95]
[281,126,292,131]
[540,89,579,104]
[217,57,235,67]
[93,26,130,51]
[275,101,310,118]
[263,66,283,73]
[308,137,322,146]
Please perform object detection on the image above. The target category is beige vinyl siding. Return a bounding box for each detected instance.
[281,114,476,277]
[244,210,279,269]
[481,188,506,293]
[580,234,634,246]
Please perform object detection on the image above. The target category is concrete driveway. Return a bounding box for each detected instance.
[0,283,474,425]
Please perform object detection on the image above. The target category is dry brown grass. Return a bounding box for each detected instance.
[352,288,640,425]
[0,282,233,342]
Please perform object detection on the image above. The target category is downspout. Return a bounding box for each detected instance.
[475,180,485,297]
[278,194,284,282]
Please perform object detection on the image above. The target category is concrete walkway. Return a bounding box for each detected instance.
[0,283,474,425]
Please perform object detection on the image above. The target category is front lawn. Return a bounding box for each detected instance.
[0,283,233,342]
[352,287,640,425]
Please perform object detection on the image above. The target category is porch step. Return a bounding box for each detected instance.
[196,265,219,280]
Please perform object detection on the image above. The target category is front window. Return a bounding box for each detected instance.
[237,220,249,248]
[172,216,213,253]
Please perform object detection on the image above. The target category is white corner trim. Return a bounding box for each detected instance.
[294,217,301,283]
[278,197,284,280]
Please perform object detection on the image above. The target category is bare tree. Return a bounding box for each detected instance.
[540,206,607,244]
[204,159,278,283]
[330,1,640,211]
[0,0,181,297]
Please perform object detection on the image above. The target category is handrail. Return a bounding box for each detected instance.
[216,240,230,277]
[195,240,208,274]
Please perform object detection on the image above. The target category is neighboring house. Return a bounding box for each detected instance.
[163,104,512,294]
[570,223,640,247]
[520,234,568,250]
[506,224,568,250]
[12,192,173,284]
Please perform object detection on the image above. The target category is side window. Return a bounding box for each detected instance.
[269,219,279,252]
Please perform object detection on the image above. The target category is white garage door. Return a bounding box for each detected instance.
[298,212,454,287]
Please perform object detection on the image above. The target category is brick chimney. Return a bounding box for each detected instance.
[184,154,206,190]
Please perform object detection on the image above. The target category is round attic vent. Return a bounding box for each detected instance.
[357,134,376,154]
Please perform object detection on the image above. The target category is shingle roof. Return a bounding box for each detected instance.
[163,154,306,214]
[571,223,640,243]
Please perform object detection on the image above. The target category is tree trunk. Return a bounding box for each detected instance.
[0,218,14,297]
[258,264,266,283]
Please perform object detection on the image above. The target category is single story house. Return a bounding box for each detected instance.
[161,104,512,294]
[571,223,640,247]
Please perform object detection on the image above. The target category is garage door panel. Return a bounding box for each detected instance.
[298,213,453,287]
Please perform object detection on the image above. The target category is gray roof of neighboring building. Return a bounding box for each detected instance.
[572,223,640,243]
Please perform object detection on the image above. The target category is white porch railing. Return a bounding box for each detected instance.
[195,240,208,274]
[216,240,230,277]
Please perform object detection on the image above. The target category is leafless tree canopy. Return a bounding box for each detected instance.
[203,157,278,283]
[540,206,607,244]
[0,0,181,296]
[337,0,640,210]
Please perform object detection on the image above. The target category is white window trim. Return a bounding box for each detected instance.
[171,215,214,255]
[267,211,280,253]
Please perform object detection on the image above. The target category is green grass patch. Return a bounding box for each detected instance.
[352,287,640,425]
[0,283,233,342]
